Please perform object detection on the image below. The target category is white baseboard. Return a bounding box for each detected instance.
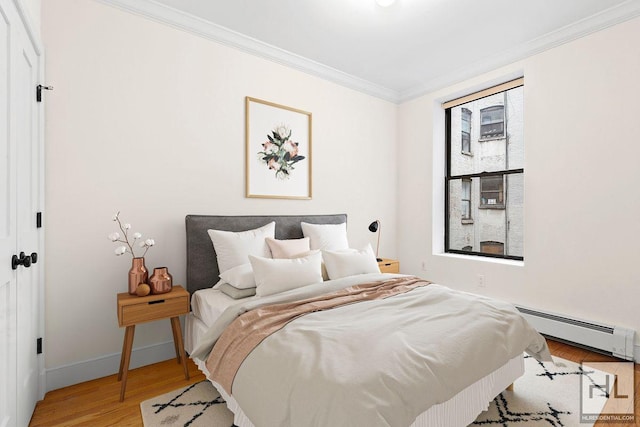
[45,340,176,393]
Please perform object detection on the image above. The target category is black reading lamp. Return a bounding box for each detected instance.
[368,220,382,262]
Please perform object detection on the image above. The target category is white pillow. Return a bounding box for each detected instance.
[207,222,275,274]
[249,252,323,297]
[291,250,329,281]
[301,222,349,250]
[218,263,255,289]
[322,244,380,280]
[266,237,311,259]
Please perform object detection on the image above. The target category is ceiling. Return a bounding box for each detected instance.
[106,0,640,102]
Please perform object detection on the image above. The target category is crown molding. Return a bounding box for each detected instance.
[96,0,640,105]
[94,0,399,103]
[399,0,640,102]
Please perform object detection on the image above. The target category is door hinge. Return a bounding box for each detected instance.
[36,84,53,102]
[36,212,42,228]
[37,337,43,355]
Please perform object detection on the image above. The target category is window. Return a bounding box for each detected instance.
[461,108,471,153]
[461,179,471,219]
[480,105,504,138]
[480,241,504,255]
[480,175,503,208]
[444,78,524,260]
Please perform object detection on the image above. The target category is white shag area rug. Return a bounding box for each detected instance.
[141,355,612,426]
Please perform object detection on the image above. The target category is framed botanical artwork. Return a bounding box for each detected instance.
[245,97,312,199]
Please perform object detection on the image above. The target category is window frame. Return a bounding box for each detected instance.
[443,78,524,261]
[479,175,504,209]
[461,178,472,220]
[479,105,505,139]
[461,108,471,153]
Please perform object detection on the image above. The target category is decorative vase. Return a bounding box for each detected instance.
[128,257,148,295]
[149,267,173,294]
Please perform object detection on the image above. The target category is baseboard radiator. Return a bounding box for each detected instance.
[515,306,635,361]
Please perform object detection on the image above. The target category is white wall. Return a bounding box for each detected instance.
[41,0,397,389]
[398,17,640,350]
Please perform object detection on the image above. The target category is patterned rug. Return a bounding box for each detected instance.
[472,355,612,426]
[140,380,233,427]
[140,355,612,426]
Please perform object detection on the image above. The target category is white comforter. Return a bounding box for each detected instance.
[192,273,550,427]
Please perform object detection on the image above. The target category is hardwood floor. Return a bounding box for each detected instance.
[545,340,639,427]
[30,340,638,426]
[29,358,205,427]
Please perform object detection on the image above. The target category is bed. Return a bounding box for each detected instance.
[184,214,550,427]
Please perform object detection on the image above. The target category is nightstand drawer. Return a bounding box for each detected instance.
[119,295,189,327]
[378,258,399,274]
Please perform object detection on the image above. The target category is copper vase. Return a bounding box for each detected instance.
[149,267,172,294]
[128,257,148,295]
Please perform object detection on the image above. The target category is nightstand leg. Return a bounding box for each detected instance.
[170,318,181,363]
[119,325,135,402]
[170,316,189,380]
[117,326,133,381]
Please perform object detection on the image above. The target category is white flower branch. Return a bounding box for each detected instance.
[109,211,155,258]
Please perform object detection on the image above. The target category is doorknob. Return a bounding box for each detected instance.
[11,251,36,270]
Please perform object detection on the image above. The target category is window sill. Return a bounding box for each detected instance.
[436,252,524,267]
[478,136,505,142]
[479,205,505,210]
[461,219,474,224]
[461,151,473,156]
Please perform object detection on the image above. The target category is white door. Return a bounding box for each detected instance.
[0,0,43,425]
[0,1,19,425]
[15,11,40,425]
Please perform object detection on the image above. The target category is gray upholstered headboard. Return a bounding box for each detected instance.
[185,214,347,294]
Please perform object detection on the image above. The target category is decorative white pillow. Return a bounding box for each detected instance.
[291,250,329,281]
[207,222,275,274]
[218,263,255,289]
[249,252,323,297]
[301,222,349,250]
[266,237,311,259]
[322,244,380,280]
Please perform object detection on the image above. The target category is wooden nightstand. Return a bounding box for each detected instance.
[116,285,190,402]
[378,258,400,273]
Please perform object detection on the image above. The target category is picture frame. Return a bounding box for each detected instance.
[245,97,312,199]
